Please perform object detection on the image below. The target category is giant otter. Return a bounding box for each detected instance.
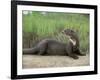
[23,29,85,59]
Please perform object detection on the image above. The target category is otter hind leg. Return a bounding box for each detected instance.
[38,42,48,55]
[38,48,46,55]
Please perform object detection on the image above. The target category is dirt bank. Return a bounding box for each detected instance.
[22,54,89,68]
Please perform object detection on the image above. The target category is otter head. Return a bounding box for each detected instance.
[62,29,76,38]
[62,29,78,45]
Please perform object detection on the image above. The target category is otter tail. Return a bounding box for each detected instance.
[23,47,38,55]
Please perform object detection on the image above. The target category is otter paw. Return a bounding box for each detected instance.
[72,56,79,59]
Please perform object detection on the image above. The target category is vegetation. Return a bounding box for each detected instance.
[22,11,89,53]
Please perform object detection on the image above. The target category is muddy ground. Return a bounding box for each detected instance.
[22,54,89,69]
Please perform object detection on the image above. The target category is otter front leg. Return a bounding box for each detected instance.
[66,44,79,59]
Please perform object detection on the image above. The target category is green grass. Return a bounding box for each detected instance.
[22,11,89,53]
